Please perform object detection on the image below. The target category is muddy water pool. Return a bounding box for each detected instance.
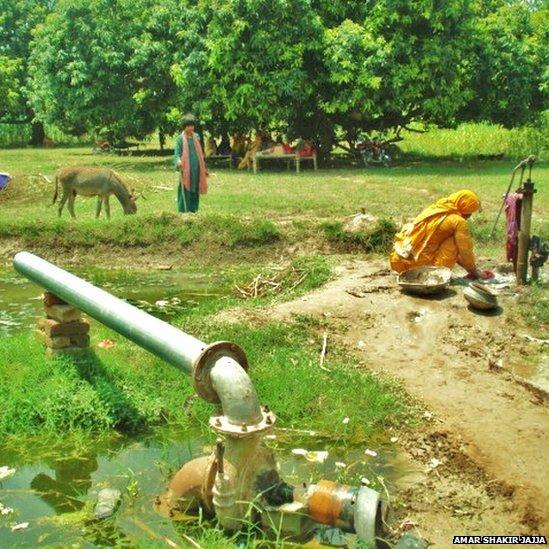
[0,268,225,335]
[0,429,421,547]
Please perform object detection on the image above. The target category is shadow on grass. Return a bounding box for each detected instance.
[71,349,148,433]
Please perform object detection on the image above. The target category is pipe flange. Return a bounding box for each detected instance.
[210,407,276,437]
[192,341,249,403]
[354,485,382,545]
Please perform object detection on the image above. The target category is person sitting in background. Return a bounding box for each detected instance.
[261,132,276,150]
[296,139,315,157]
[261,137,286,155]
[238,132,263,169]
[204,136,217,158]
[231,133,248,167]
[390,189,491,279]
[218,134,232,156]
[282,142,295,154]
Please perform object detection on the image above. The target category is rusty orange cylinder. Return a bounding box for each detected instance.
[308,480,357,531]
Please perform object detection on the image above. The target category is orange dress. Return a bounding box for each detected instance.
[390,213,476,273]
[390,189,480,274]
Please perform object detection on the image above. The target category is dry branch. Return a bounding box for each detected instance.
[234,263,308,299]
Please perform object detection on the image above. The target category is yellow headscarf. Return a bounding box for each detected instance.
[394,189,481,260]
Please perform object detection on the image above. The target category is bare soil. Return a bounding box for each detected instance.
[219,259,548,546]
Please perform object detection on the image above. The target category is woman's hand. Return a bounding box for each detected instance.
[468,268,494,280]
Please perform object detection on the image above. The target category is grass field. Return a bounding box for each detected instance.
[0,128,546,547]
[0,317,409,441]
[1,145,547,263]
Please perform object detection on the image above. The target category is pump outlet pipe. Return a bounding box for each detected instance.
[13,251,265,428]
[14,252,383,546]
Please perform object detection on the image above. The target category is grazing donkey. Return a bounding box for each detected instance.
[52,167,138,219]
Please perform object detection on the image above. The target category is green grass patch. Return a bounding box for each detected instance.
[322,218,397,253]
[0,315,408,444]
[400,120,548,160]
[0,332,191,436]
[517,284,549,340]
[0,212,280,250]
[201,320,409,443]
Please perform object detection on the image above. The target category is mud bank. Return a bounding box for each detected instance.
[218,259,549,543]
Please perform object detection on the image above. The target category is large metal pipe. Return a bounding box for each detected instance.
[14,252,204,373]
[13,252,263,425]
[14,252,382,544]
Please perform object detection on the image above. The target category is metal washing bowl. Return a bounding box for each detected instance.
[397,266,452,295]
[463,283,499,311]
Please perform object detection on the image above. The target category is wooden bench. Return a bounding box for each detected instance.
[206,154,234,168]
[252,152,317,174]
[113,142,143,155]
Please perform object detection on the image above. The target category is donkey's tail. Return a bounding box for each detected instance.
[52,175,59,204]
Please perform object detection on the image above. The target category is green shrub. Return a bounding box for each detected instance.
[228,219,280,247]
[322,218,396,253]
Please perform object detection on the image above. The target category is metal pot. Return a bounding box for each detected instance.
[463,283,498,310]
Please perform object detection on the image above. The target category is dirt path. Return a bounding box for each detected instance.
[220,260,548,545]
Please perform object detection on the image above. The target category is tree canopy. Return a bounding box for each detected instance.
[29,0,180,141]
[0,0,544,146]
[0,0,52,143]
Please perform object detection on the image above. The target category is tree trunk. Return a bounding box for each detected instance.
[159,129,166,151]
[30,121,45,146]
[315,120,335,162]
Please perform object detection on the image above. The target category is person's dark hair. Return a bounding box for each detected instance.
[181,113,197,129]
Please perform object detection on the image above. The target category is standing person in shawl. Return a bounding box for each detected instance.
[390,189,491,279]
[174,114,208,213]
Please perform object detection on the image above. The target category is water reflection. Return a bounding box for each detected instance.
[0,268,224,336]
[0,431,197,547]
[30,454,98,514]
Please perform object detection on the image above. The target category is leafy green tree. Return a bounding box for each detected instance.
[0,57,22,115]
[29,0,179,141]
[173,0,479,152]
[0,0,52,144]
[461,2,547,126]
[26,0,546,150]
[172,0,325,138]
[318,0,479,148]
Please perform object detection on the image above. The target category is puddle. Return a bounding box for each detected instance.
[0,429,421,547]
[0,268,225,335]
[507,352,549,395]
[0,429,198,547]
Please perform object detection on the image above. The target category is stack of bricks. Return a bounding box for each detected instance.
[37,292,90,355]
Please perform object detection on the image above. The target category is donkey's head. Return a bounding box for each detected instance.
[123,189,146,215]
[123,194,138,215]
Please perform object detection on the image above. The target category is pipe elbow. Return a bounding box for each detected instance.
[159,455,216,515]
[210,356,263,426]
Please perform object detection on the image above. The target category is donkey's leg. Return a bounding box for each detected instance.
[96,197,103,218]
[67,193,77,218]
[104,196,111,220]
[58,192,69,217]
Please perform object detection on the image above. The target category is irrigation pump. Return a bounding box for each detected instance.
[13,251,384,546]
